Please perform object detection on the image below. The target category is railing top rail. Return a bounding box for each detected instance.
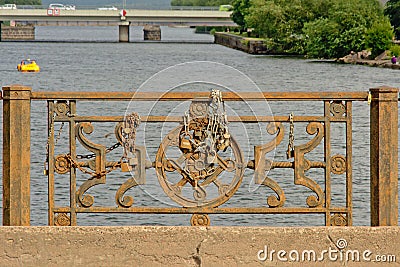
[24,91,369,101]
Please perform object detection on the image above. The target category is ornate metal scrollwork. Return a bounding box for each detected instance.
[54,213,71,226]
[114,147,146,208]
[114,121,146,208]
[330,213,348,226]
[75,122,107,208]
[329,101,346,118]
[54,100,70,118]
[331,154,346,175]
[155,91,245,208]
[294,122,325,208]
[46,91,353,227]
[54,154,70,174]
[254,122,286,207]
[190,214,210,226]
[155,125,244,208]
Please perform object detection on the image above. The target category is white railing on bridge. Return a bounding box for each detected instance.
[16,5,220,11]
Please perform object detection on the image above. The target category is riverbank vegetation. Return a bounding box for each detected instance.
[385,0,400,40]
[231,0,395,59]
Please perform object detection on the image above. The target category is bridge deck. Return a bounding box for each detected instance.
[0,9,235,26]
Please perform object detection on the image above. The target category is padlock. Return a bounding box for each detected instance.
[121,162,132,172]
[179,136,192,152]
[286,149,295,159]
[218,139,230,151]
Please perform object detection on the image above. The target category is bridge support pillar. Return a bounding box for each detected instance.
[0,21,2,42]
[119,22,130,42]
[143,25,161,41]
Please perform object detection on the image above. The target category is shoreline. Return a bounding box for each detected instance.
[336,57,400,70]
[214,32,400,70]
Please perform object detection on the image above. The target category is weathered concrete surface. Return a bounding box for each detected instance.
[1,25,35,40]
[0,226,399,266]
[214,32,269,54]
[143,25,161,41]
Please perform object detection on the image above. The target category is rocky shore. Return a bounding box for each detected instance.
[214,33,400,70]
[337,50,400,70]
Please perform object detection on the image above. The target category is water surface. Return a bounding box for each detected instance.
[0,26,399,226]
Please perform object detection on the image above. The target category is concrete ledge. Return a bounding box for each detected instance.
[0,226,399,266]
[214,32,269,54]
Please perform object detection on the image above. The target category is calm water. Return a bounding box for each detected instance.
[0,26,399,226]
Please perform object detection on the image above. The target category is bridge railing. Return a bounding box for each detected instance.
[1,85,398,226]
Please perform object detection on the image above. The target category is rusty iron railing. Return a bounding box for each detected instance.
[1,85,398,226]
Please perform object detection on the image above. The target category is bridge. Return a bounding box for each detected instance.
[0,9,235,42]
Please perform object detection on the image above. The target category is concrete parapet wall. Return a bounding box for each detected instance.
[0,226,398,266]
[1,25,35,40]
[214,32,269,54]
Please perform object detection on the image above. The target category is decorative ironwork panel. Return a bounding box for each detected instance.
[45,92,353,226]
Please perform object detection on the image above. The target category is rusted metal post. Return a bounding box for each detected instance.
[2,85,31,226]
[370,86,399,226]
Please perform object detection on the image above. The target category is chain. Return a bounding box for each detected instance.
[208,89,226,131]
[56,122,65,143]
[45,107,140,176]
[208,89,230,151]
[76,142,121,159]
[183,111,190,135]
[44,110,64,175]
[44,112,55,175]
[70,112,141,177]
[210,89,223,112]
[122,112,141,160]
[65,154,121,178]
[286,112,295,159]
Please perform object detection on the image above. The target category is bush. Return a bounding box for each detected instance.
[390,44,400,57]
[364,20,394,59]
[384,0,400,40]
[303,18,340,58]
[240,0,392,58]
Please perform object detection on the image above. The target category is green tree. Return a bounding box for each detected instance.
[231,0,250,30]
[365,19,394,58]
[245,0,392,58]
[385,0,400,39]
[303,0,392,58]
[245,0,330,54]
[303,18,339,58]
